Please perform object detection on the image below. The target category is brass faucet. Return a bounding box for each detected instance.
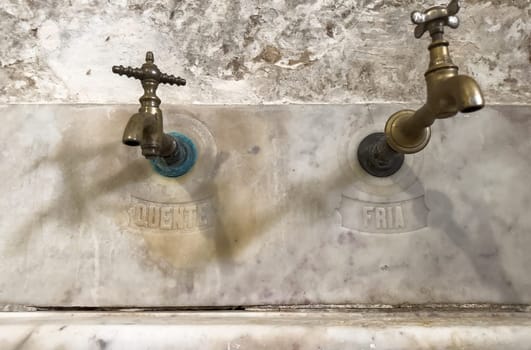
[113,52,197,177]
[358,0,485,177]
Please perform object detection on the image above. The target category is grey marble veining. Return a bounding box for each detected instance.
[0,0,529,104]
[1,311,531,349]
[0,104,529,307]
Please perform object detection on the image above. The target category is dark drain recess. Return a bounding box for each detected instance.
[357,132,405,177]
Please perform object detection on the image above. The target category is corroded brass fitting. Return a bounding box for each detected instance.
[112,52,186,161]
[358,0,485,177]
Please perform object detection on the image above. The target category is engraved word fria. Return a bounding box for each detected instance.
[129,197,215,233]
[339,195,428,234]
[363,206,405,230]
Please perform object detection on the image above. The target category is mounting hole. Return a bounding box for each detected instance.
[150,132,197,177]
[357,132,405,178]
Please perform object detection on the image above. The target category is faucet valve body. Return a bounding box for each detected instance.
[113,52,197,177]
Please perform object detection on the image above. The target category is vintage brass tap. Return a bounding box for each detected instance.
[358,0,485,177]
[113,52,197,177]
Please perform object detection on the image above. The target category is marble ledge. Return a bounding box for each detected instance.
[1,311,531,350]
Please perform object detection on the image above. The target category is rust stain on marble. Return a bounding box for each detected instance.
[124,108,290,271]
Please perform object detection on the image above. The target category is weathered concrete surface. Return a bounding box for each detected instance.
[0,0,529,104]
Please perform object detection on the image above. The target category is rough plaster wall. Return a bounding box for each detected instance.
[0,0,529,104]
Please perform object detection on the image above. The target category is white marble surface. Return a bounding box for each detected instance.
[1,311,531,349]
[0,0,529,104]
[0,104,530,307]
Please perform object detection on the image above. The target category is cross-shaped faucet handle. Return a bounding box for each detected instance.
[112,51,186,86]
[411,0,460,39]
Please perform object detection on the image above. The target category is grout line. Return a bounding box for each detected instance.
[4,303,529,313]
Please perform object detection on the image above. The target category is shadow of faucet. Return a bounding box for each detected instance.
[426,189,520,303]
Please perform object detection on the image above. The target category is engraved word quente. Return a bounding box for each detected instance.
[128,197,215,233]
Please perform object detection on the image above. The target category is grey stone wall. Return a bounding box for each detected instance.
[1,0,529,104]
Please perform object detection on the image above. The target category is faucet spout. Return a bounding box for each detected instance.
[122,110,166,160]
[122,113,144,146]
[384,39,485,155]
[357,1,486,177]
[447,75,484,114]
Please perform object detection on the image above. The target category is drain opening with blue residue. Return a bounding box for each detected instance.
[150,132,197,177]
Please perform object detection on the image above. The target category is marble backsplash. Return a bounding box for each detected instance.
[0,103,529,307]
